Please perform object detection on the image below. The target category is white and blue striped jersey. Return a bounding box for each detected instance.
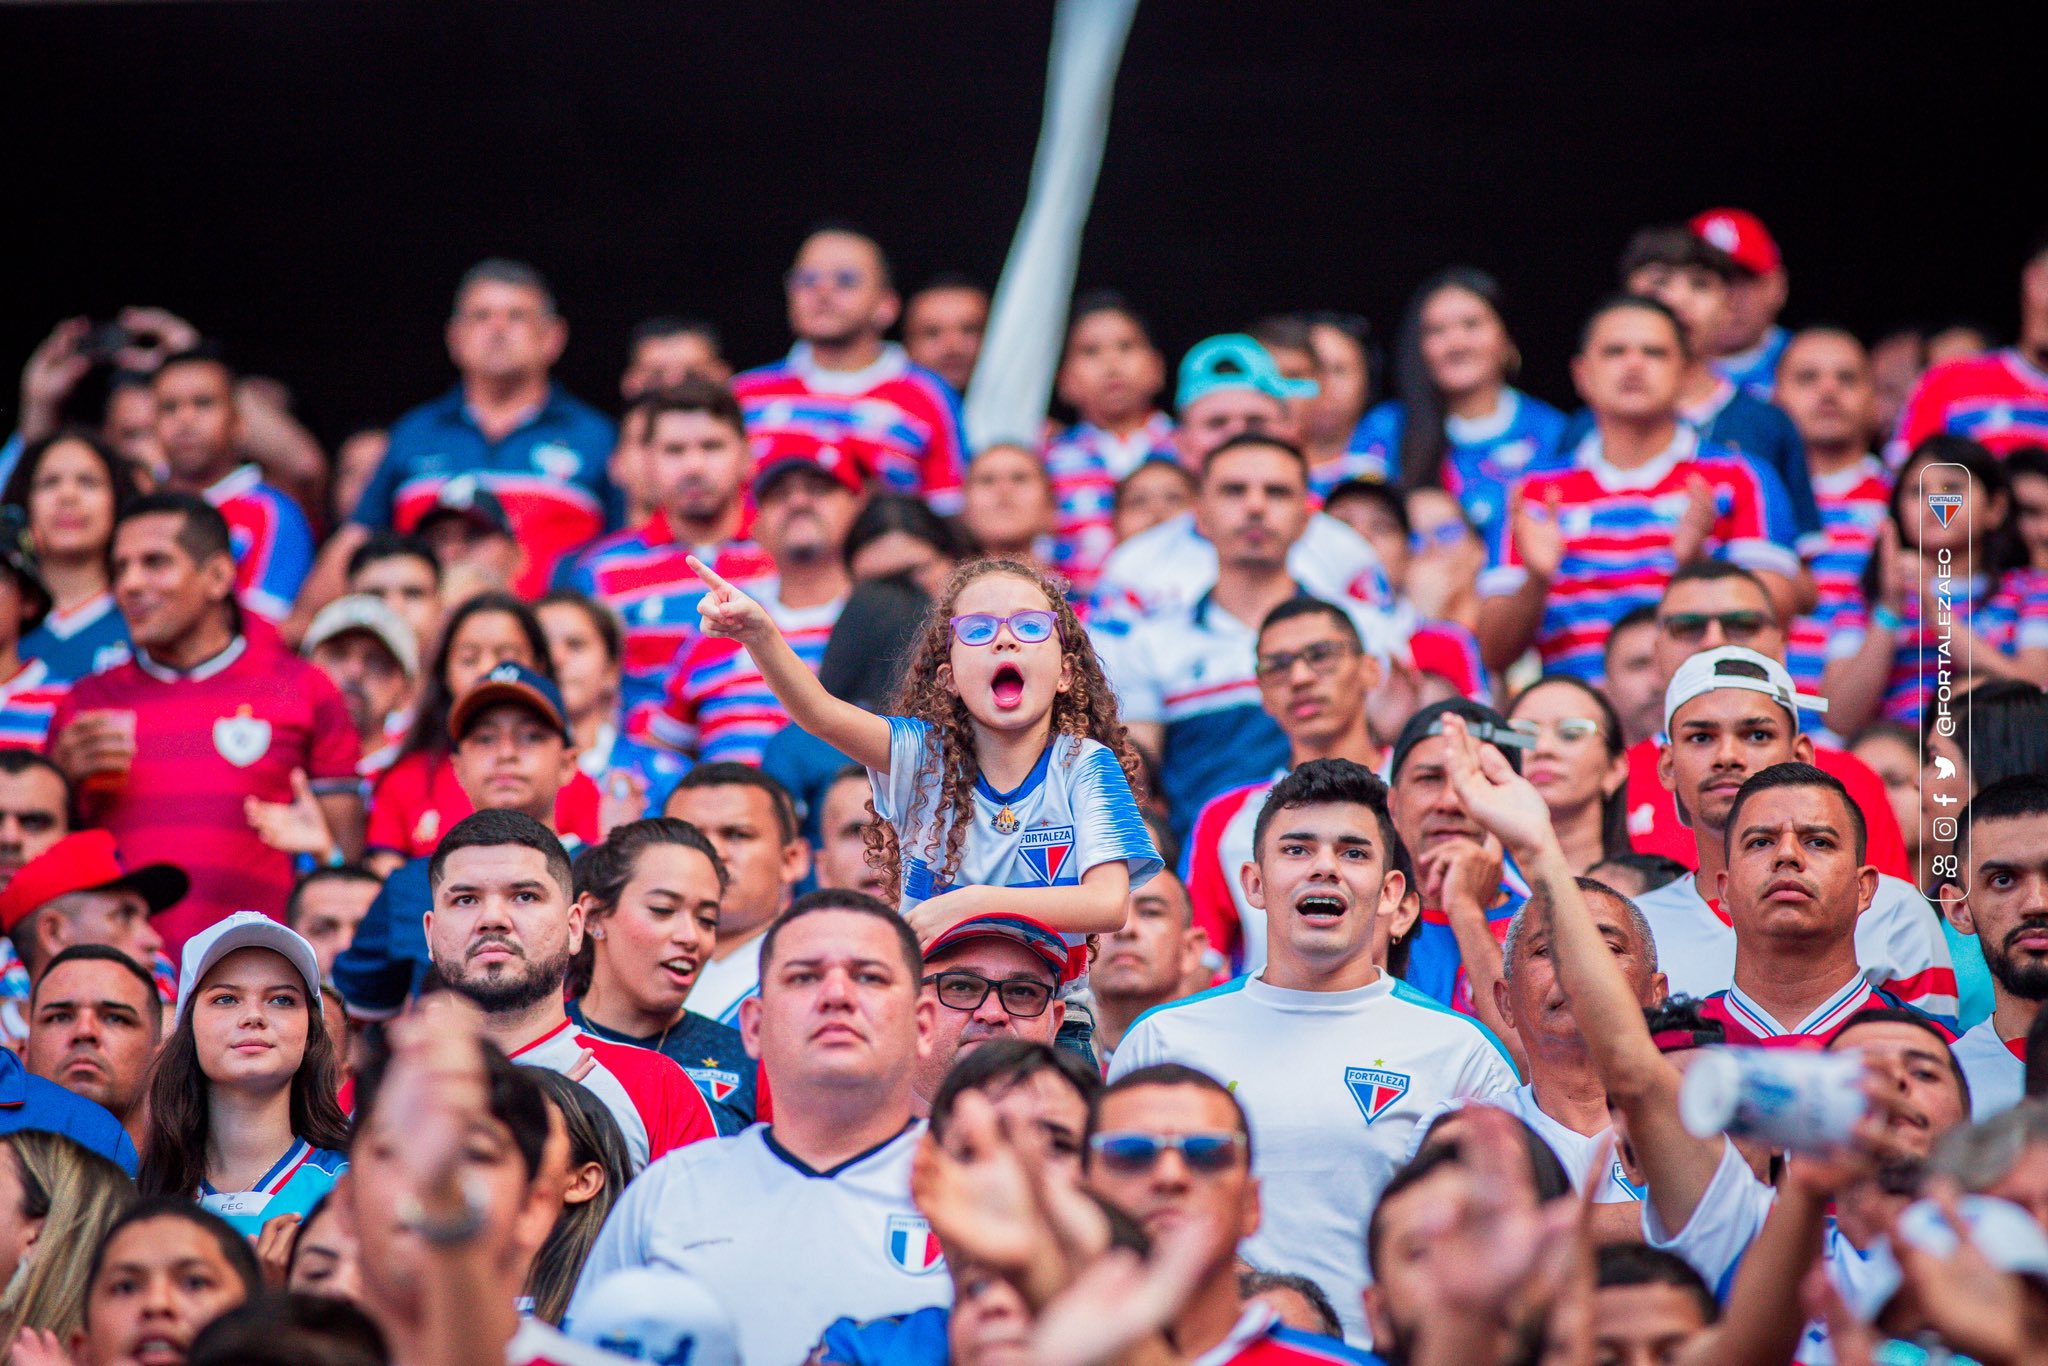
[868,718,1160,933]
[1108,971,1519,1346]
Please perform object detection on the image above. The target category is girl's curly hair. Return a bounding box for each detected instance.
[865,557,1146,894]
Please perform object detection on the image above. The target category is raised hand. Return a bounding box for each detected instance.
[1670,474,1720,567]
[19,317,93,441]
[1510,487,1566,581]
[245,768,339,860]
[1439,713,1558,862]
[688,555,777,648]
[254,1211,303,1288]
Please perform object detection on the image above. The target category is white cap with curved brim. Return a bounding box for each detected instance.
[174,911,323,1021]
[1662,645,1828,738]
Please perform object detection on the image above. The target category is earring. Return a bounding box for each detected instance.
[591,927,606,940]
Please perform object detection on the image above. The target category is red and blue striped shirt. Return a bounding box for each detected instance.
[202,464,316,622]
[1787,456,1892,692]
[1041,412,1176,593]
[652,591,842,766]
[0,660,67,752]
[558,520,775,737]
[732,344,966,515]
[1893,348,2048,460]
[1827,569,2048,723]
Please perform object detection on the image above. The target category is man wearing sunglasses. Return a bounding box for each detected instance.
[1110,758,1518,1346]
[731,226,967,515]
[1619,560,1911,879]
[1635,648,1957,1030]
[1184,597,1385,978]
[910,912,1076,1117]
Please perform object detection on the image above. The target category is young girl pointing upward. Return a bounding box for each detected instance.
[690,554,1158,944]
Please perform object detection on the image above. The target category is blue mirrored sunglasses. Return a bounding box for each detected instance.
[950,610,1059,647]
[1087,1131,1244,1173]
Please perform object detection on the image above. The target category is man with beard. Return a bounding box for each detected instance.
[423,807,715,1173]
[559,379,773,738]
[25,943,162,1149]
[1943,776,2048,1117]
[301,594,417,771]
[910,915,1075,1117]
[1109,759,1517,1344]
[1091,861,1208,1068]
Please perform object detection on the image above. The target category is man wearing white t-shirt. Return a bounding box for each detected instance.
[1109,758,1518,1345]
[569,890,950,1366]
[1634,646,1956,1028]
[1942,776,2048,1118]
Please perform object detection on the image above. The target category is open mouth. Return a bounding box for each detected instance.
[660,956,699,987]
[1296,891,1347,922]
[991,664,1026,710]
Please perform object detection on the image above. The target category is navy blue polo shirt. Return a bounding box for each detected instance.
[0,1047,139,1175]
[354,383,618,593]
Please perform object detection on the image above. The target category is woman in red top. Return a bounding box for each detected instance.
[364,591,598,871]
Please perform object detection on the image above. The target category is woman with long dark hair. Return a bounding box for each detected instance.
[1356,268,1566,547]
[363,590,601,868]
[1507,676,1632,875]
[566,818,757,1135]
[523,1070,632,1325]
[2,430,140,683]
[138,914,351,1233]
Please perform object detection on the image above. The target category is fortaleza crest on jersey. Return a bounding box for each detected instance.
[1017,826,1076,884]
[885,1213,945,1274]
[684,1067,741,1102]
[213,705,273,768]
[1345,1066,1411,1124]
[1927,491,1964,528]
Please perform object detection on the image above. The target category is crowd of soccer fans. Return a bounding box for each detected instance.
[0,207,2046,1366]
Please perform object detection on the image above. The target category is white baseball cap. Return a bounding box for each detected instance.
[1847,1194,2048,1324]
[303,593,420,680]
[1662,645,1828,737]
[566,1268,740,1366]
[175,911,324,1021]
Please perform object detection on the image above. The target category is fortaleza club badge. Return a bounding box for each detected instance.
[213,705,272,768]
[1927,492,1964,528]
[1018,826,1076,884]
[683,1066,741,1103]
[884,1213,945,1275]
[1345,1065,1411,1125]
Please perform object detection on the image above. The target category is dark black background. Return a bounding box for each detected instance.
[5,1,2041,447]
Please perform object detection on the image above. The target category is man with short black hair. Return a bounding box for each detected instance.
[1603,604,1664,748]
[1091,863,1206,1067]
[26,942,162,1147]
[0,750,67,891]
[1097,438,1393,838]
[735,227,967,513]
[1111,759,1517,1343]
[813,765,889,899]
[663,763,810,1025]
[1183,596,1386,973]
[1635,650,1952,1025]
[562,378,774,737]
[1589,1243,1719,1364]
[153,348,314,620]
[48,492,360,956]
[344,531,441,663]
[1943,776,2048,1117]
[571,889,948,1365]
[902,275,988,395]
[1478,295,1798,677]
[425,807,714,1172]
[298,257,616,613]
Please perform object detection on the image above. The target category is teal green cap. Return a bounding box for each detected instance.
[1176,333,1319,409]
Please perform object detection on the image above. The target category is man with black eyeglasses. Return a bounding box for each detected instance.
[1184,596,1385,978]
[910,913,1074,1116]
[1110,760,1517,1346]
[1618,560,1910,878]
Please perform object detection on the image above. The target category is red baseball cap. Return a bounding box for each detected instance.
[0,830,188,935]
[924,912,1087,987]
[1690,208,1781,276]
[751,432,865,499]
